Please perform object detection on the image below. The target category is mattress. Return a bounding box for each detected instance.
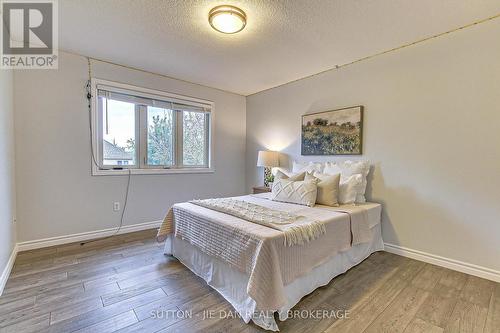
[163,199,383,331]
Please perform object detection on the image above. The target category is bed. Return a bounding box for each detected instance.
[159,192,383,331]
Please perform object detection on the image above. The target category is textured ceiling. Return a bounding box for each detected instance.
[59,0,500,95]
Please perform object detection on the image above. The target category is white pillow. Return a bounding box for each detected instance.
[314,172,362,205]
[322,163,342,175]
[271,167,290,176]
[292,161,323,174]
[339,174,363,205]
[274,170,306,181]
[271,179,318,207]
[323,160,370,203]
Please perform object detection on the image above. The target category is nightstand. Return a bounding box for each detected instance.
[252,186,271,194]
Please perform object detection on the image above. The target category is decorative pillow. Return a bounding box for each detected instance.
[274,169,288,179]
[322,163,342,176]
[304,172,340,207]
[292,161,323,174]
[323,160,370,203]
[275,170,306,181]
[271,179,318,207]
[338,174,363,205]
[272,167,289,176]
[313,172,362,205]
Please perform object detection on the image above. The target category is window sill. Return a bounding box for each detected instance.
[92,167,215,176]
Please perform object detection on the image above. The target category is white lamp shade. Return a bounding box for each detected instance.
[257,151,279,167]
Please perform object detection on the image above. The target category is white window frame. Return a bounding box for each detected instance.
[90,78,215,176]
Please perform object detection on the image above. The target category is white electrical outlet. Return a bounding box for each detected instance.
[113,202,120,212]
[12,216,16,224]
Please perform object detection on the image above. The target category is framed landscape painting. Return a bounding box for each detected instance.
[301,106,363,155]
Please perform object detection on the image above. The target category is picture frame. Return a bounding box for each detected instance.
[301,106,363,155]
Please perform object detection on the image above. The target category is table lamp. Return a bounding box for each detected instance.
[256,150,279,187]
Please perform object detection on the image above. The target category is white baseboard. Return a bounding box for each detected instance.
[17,220,162,252]
[0,244,18,296]
[384,243,500,283]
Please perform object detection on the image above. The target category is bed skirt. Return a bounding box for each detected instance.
[163,223,384,331]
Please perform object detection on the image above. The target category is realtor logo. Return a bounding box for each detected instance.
[1,0,58,69]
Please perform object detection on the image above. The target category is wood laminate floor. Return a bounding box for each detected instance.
[0,229,499,333]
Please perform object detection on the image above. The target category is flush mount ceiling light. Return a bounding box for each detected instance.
[209,5,246,34]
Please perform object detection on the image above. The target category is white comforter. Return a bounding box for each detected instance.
[158,193,372,311]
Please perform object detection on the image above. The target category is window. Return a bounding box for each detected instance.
[91,79,213,175]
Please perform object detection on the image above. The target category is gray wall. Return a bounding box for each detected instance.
[0,69,17,272]
[246,19,500,271]
[14,51,246,242]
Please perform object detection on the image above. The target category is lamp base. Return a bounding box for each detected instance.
[264,167,272,187]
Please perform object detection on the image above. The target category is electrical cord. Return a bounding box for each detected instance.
[85,79,100,169]
[81,58,132,246]
[80,168,131,246]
